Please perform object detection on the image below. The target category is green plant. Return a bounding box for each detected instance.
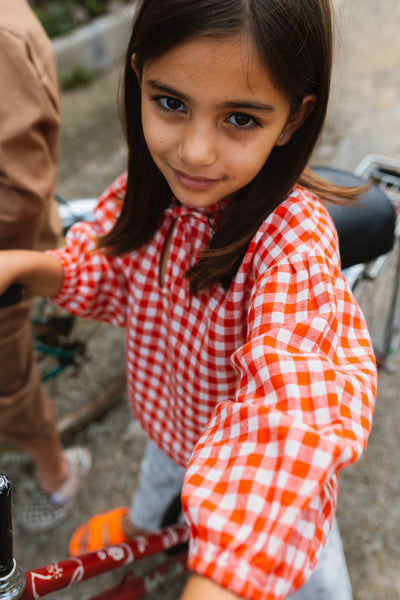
[32,0,110,38]
[83,0,109,16]
[61,65,96,90]
[33,2,77,38]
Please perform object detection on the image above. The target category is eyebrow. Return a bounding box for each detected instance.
[145,79,276,113]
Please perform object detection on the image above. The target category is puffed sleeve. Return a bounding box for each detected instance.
[182,249,376,600]
[47,174,130,327]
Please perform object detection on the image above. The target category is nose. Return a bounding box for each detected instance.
[178,119,217,167]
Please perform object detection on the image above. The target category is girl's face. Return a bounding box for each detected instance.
[134,34,311,208]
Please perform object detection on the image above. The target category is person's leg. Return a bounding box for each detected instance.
[126,438,185,534]
[69,437,184,554]
[23,429,69,493]
[0,299,91,531]
[0,299,56,440]
[288,516,353,600]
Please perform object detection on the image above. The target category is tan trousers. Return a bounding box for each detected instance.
[0,0,62,446]
[0,296,57,445]
[0,199,61,445]
[0,187,61,446]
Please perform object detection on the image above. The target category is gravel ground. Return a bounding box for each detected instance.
[1,1,400,599]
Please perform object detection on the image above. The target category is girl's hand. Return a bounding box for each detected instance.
[0,250,63,298]
[0,250,25,295]
[180,575,241,600]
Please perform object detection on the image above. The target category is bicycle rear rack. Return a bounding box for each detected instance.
[354,154,400,196]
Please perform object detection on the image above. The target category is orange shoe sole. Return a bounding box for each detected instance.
[68,506,130,556]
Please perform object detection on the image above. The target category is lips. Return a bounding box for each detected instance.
[174,169,220,191]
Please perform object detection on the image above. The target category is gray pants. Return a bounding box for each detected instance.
[130,439,353,600]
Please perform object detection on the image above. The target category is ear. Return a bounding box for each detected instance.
[130,53,142,83]
[275,94,316,146]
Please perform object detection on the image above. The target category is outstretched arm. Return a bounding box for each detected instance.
[181,575,240,600]
[181,254,376,599]
[0,250,63,298]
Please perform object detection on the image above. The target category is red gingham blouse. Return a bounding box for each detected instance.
[49,173,376,600]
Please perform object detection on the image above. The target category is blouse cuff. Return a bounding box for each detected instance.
[187,536,308,600]
[45,248,80,308]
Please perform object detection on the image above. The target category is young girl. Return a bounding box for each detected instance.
[0,1,376,599]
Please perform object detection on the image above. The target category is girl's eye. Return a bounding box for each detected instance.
[227,112,259,129]
[157,96,185,113]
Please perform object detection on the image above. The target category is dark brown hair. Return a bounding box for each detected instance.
[100,0,349,293]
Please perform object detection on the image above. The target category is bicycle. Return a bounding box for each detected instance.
[0,196,126,453]
[0,154,400,600]
[0,473,189,600]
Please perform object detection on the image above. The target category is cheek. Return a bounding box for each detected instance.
[144,124,175,159]
[228,141,274,183]
[143,121,162,151]
[141,107,168,153]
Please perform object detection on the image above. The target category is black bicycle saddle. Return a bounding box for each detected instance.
[312,166,396,269]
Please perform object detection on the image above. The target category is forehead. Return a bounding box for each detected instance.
[142,34,282,102]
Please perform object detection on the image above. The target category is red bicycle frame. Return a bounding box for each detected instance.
[0,475,189,600]
[20,525,189,599]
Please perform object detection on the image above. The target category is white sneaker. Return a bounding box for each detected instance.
[20,447,91,533]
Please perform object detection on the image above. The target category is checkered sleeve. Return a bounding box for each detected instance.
[182,250,377,600]
[47,174,129,326]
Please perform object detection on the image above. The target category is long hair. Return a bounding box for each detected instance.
[100,0,346,293]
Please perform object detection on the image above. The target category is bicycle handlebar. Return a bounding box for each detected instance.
[0,475,13,577]
[0,285,23,309]
[0,475,25,600]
